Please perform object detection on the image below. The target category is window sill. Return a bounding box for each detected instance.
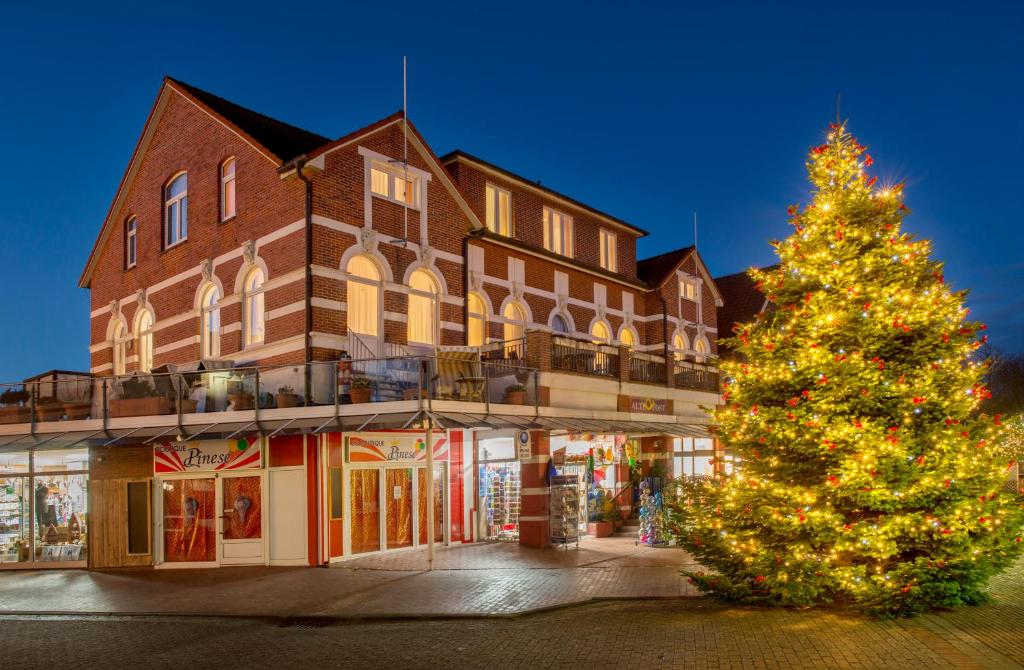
[220,215,236,224]
[163,239,187,253]
[371,193,420,211]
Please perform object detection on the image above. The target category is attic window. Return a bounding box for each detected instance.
[369,161,419,209]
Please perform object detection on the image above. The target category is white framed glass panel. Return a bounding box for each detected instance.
[599,229,617,272]
[673,333,687,362]
[407,269,438,346]
[244,268,265,347]
[551,313,569,334]
[542,207,573,257]
[125,217,137,268]
[620,328,635,349]
[591,321,610,343]
[220,158,236,221]
[347,256,380,337]
[485,184,511,236]
[135,310,154,373]
[370,167,389,197]
[467,293,487,347]
[503,302,525,344]
[201,284,221,358]
[164,173,188,247]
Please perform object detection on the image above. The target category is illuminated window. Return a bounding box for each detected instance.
[347,256,380,337]
[201,284,221,359]
[243,268,265,347]
[590,321,610,344]
[112,320,128,376]
[542,207,573,257]
[694,338,708,363]
[599,229,617,272]
[620,328,636,349]
[485,184,512,236]
[220,158,236,221]
[467,293,488,347]
[503,302,526,343]
[135,309,154,373]
[680,279,699,301]
[407,269,438,346]
[164,172,187,248]
[369,162,418,208]
[125,217,137,269]
[672,333,688,362]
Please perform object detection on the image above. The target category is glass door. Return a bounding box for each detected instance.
[385,468,413,550]
[350,469,380,554]
[220,473,264,564]
[417,466,445,546]
[162,477,217,564]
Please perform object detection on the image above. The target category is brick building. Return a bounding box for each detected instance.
[0,78,725,570]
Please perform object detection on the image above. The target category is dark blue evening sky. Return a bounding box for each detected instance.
[0,1,1021,380]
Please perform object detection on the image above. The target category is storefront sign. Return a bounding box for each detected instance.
[346,432,449,463]
[628,396,669,414]
[516,430,532,460]
[154,437,262,473]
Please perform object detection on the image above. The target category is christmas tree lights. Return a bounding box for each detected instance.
[668,124,1024,616]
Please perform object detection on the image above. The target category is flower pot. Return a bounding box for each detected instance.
[587,521,614,538]
[227,394,255,411]
[275,393,300,408]
[63,402,92,420]
[35,403,65,422]
[504,391,526,405]
[0,406,32,424]
[109,396,172,418]
[349,387,372,404]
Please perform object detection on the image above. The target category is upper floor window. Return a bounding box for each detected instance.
[680,278,699,302]
[620,328,636,349]
[407,269,439,346]
[164,172,188,248]
[346,255,380,337]
[694,338,708,363]
[243,268,265,347]
[551,313,570,334]
[591,321,610,344]
[135,309,154,373]
[370,162,418,208]
[125,217,137,269]
[220,158,236,221]
[485,183,512,236]
[543,207,574,257]
[112,320,128,376]
[672,333,688,362]
[503,302,526,345]
[599,229,617,272]
[201,284,221,359]
[467,293,488,347]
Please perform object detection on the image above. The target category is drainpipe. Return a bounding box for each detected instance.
[463,228,485,346]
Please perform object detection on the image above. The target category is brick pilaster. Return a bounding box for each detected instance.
[518,430,551,548]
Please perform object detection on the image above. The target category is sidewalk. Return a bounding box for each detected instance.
[0,535,701,619]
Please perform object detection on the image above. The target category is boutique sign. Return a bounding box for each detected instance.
[346,432,449,463]
[154,437,263,473]
[628,396,670,414]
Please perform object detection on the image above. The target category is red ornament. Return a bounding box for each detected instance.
[864,154,874,166]
[912,397,926,404]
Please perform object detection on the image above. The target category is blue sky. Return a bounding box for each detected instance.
[0,1,1021,380]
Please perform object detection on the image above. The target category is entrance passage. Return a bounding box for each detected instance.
[349,465,445,556]
[479,462,521,541]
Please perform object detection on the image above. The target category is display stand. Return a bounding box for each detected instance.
[549,474,580,549]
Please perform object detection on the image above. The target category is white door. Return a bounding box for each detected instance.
[219,472,265,565]
[269,468,307,565]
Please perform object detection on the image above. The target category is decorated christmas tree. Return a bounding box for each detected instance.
[668,123,1024,615]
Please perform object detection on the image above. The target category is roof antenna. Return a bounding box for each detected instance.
[835,91,842,125]
[390,56,410,248]
[693,212,698,248]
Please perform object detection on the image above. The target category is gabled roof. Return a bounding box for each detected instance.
[637,246,694,286]
[714,266,775,336]
[440,150,649,237]
[167,78,329,163]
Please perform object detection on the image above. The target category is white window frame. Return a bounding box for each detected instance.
[112,321,129,376]
[201,284,221,359]
[485,183,512,236]
[599,229,617,272]
[125,217,137,269]
[164,172,188,249]
[135,309,154,373]
[466,292,488,347]
[243,268,266,348]
[220,158,236,221]
[346,255,382,338]
[407,269,439,347]
[369,160,420,209]
[542,207,574,258]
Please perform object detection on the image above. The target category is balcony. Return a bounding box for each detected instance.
[551,337,619,378]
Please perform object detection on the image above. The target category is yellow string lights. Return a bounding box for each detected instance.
[669,124,1024,616]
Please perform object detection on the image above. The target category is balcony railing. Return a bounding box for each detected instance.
[673,358,720,393]
[629,351,667,384]
[0,355,540,428]
[551,337,619,378]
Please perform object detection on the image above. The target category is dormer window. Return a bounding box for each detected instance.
[543,207,574,258]
[369,161,419,208]
[485,183,512,236]
[599,229,617,272]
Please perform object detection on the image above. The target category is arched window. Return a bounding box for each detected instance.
[346,256,380,337]
[164,172,188,247]
[243,268,265,347]
[135,309,154,373]
[201,284,221,358]
[672,333,688,362]
[590,321,610,344]
[503,302,526,344]
[112,320,128,376]
[620,328,636,349]
[220,158,236,221]
[551,313,569,334]
[694,338,708,363]
[467,292,488,347]
[407,269,439,346]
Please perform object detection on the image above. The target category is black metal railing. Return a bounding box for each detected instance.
[673,359,720,392]
[629,352,667,384]
[551,337,619,378]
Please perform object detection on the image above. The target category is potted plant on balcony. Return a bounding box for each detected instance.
[109,377,172,417]
[275,384,301,408]
[35,396,65,422]
[503,383,527,405]
[227,387,255,411]
[349,376,373,404]
[0,388,31,424]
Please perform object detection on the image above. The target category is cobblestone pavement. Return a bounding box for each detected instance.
[0,536,700,617]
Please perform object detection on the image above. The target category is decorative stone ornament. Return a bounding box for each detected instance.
[201,259,213,282]
[419,245,435,269]
[242,240,256,266]
[135,288,147,308]
[359,228,376,253]
[109,299,120,316]
[468,270,483,292]
[511,281,524,301]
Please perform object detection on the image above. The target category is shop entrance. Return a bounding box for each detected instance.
[479,462,521,541]
[158,472,265,567]
[348,465,445,555]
